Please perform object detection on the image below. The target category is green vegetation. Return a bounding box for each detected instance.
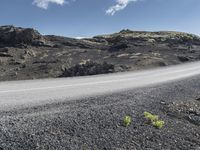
[144,112,165,129]
[144,112,159,122]
[152,120,165,129]
[123,115,132,127]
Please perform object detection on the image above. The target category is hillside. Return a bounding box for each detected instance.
[0,25,200,81]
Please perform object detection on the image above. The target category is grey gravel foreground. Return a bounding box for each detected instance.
[0,76,200,149]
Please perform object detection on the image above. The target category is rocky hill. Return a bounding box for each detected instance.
[0,26,200,81]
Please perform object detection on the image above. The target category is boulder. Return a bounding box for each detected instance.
[60,61,115,77]
[177,55,190,62]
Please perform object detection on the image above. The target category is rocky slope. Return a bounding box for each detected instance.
[0,25,200,81]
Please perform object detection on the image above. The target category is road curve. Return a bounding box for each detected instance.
[1,61,200,110]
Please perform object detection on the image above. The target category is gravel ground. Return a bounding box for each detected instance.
[0,76,200,150]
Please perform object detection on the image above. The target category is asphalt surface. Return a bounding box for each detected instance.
[1,61,200,111]
[0,62,200,149]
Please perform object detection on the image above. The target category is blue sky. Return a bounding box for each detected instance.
[0,0,200,37]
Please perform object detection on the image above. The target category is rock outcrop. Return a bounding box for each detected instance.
[60,61,114,77]
[0,25,45,46]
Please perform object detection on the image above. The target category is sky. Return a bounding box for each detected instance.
[0,0,200,37]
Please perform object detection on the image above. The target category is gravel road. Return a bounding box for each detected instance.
[0,75,200,149]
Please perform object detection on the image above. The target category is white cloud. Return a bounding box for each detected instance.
[33,0,66,9]
[106,0,137,16]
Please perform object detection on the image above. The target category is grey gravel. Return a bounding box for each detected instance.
[0,76,200,149]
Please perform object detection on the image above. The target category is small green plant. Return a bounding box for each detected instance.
[152,120,165,129]
[144,112,164,129]
[123,115,132,127]
[144,112,159,122]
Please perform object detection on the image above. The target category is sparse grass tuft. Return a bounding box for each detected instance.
[144,112,164,129]
[144,111,159,122]
[152,120,165,129]
[123,115,132,127]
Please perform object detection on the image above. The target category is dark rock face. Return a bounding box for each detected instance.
[60,61,114,77]
[109,43,128,52]
[0,25,45,46]
[0,52,12,57]
[177,55,190,62]
[0,25,200,81]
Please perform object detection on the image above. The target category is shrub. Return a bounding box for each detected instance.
[123,115,132,127]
